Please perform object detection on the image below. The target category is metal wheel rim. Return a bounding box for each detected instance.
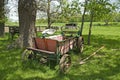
[59,54,71,73]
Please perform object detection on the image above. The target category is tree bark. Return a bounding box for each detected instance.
[80,0,88,36]
[0,23,4,37]
[88,11,94,45]
[47,0,51,28]
[0,0,5,37]
[15,0,37,48]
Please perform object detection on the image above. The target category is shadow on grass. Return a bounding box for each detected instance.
[0,39,23,79]
[83,35,120,49]
[0,66,24,80]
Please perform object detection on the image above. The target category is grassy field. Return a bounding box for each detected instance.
[0,22,120,80]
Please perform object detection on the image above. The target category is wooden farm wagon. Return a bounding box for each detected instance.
[22,24,84,73]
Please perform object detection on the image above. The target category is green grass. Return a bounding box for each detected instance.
[0,22,120,80]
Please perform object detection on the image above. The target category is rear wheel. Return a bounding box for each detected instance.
[78,37,84,53]
[59,54,71,73]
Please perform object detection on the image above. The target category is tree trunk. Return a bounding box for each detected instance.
[15,0,37,48]
[47,0,51,28]
[80,0,88,36]
[104,20,109,26]
[0,0,5,37]
[0,23,4,37]
[88,12,94,45]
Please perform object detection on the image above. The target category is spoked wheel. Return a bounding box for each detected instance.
[22,49,34,61]
[59,54,71,73]
[78,37,84,53]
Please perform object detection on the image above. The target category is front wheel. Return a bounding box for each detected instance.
[22,49,34,61]
[59,54,71,73]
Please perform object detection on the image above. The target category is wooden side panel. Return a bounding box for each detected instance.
[58,38,76,55]
[34,38,46,50]
[46,39,57,52]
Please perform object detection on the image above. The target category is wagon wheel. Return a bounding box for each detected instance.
[59,54,71,73]
[78,37,84,53]
[22,49,34,61]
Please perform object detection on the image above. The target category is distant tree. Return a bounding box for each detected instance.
[37,0,62,28]
[37,0,81,27]
[87,0,114,45]
[114,12,120,22]
[58,0,81,23]
[117,0,120,8]
[103,5,116,25]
